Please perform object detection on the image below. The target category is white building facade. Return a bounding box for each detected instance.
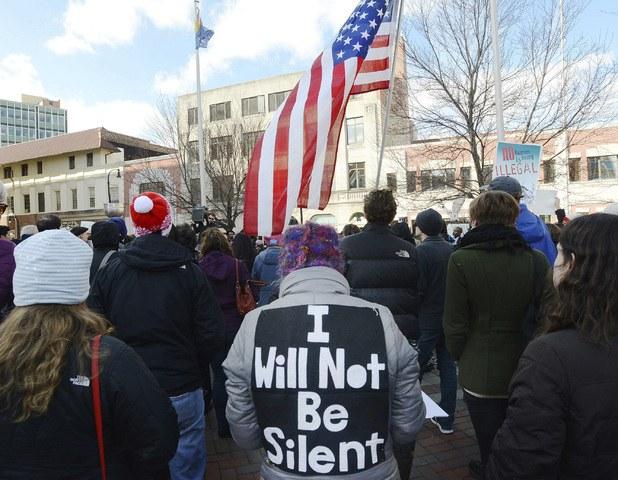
[177,59,413,232]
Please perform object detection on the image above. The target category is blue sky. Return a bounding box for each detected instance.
[0,0,616,140]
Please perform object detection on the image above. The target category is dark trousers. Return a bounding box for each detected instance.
[417,326,457,427]
[463,392,508,472]
[212,327,239,433]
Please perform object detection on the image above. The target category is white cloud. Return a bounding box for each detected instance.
[0,54,47,100]
[47,0,193,55]
[154,0,359,95]
[64,99,156,138]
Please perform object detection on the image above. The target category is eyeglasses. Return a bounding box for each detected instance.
[0,204,7,215]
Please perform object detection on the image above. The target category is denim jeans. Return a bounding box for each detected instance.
[168,388,206,480]
[463,392,508,471]
[417,326,457,427]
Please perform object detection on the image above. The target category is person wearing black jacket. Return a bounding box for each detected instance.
[0,229,178,479]
[486,213,618,479]
[340,189,419,480]
[340,189,419,340]
[89,220,120,284]
[88,192,224,480]
[415,209,456,435]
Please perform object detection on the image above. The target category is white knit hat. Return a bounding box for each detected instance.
[13,229,93,306]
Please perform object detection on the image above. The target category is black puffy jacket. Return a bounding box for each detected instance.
[0,336,179,479]
[88,233,225,396]
[486,329,618,479]
[340,224,419,339]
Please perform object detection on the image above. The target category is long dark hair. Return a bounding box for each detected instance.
[232,231,256,271]
[545,213,618,343]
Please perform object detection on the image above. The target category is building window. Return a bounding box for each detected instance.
[209,101,231,121]
[386,173,397,191]
[37,161,43,174]
[88,187,96,208]
[406,171,417,193]
[212,175,234,202]
[348,162,366,189]
[588,155,618,180]
[69,155,75,170]
[23,194,30,213]
[38,192,45,213]
[71,189,78,210]
[210,135,233,161]
[420,170,432,190]
[21,164,28,177]
[543,159,555,184]
[3,167,12,179]
[139,182,165,195]
[420,169,456,190]
[86,152,94,167]
[186,140,199,163]
[110,186,119,203]
[569,158,580,182]
[54,190,61,211]
[460,167,472,188]
[346,117,364,145]
[242,130,264,158]
[481,164,493,185]
[188,107,198,126]
[9,196,14,213]
[268,91,291,112]
[241,95,265,116]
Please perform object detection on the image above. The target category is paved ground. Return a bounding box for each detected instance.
[204,368,479,480]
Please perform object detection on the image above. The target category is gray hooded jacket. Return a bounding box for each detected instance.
[223,266,425,480]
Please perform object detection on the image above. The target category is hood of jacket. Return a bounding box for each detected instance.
[516,203,549,243]
[261,246,281,266]
[199,251,236,281]
[119,233,192,271]
[279,266,349,298]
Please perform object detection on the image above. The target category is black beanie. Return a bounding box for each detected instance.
[415,209,443,236]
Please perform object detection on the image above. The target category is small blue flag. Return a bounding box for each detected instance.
[195,16,214,49]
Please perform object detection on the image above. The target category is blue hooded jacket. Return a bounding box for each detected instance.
[252,246,282,305]
[516,203,557,265]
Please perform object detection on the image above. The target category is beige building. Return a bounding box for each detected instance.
[176,46,414,232]
[0,128,173,234]
[392,126,618,222]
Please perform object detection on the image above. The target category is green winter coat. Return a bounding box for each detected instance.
[443,241,549,397]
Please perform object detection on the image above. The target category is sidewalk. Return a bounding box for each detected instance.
[204,368,478,480]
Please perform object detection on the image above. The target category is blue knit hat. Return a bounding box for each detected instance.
[13,229,93,306]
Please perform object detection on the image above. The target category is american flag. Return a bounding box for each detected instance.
[244,0,399,236]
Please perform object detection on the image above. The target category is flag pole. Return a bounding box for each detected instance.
[194,0,208,208]
[375,0,405,189]
[489,0,505,141]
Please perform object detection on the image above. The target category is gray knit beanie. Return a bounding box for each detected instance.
[13,229,93,306]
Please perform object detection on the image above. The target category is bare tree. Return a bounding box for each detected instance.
[393,0,617,203]
[145,97,264,231]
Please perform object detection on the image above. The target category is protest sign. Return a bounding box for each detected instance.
[493,142,543,203]
[252,304,389,475]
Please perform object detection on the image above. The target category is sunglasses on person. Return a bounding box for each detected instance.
[0,204,7,215]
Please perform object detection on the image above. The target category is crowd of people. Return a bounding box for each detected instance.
[0,178,616,480]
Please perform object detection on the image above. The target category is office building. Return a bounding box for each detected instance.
[0,94,68,147]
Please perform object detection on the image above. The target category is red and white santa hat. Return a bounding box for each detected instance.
[130,192,173,237]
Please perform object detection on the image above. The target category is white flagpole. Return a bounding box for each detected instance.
[375,0,405,189]
[489,0,505,141]
[194,0,208,208]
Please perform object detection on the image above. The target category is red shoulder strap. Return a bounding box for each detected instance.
[91,335,107,480]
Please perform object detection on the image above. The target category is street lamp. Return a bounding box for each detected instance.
[107,168,121,203]
[105,168,123,218]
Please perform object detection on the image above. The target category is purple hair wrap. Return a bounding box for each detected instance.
[279,223,344,276]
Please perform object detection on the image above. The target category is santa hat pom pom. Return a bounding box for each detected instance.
[134,195,154,214]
